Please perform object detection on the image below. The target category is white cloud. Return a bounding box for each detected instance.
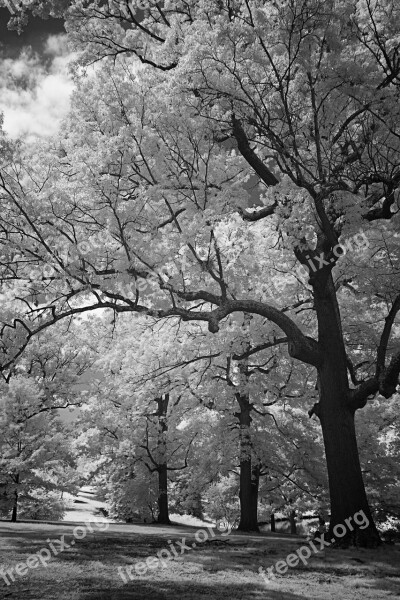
[0,34,77,140]
[44,34,71,57]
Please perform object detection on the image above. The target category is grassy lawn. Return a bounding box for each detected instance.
[0,521,399,599]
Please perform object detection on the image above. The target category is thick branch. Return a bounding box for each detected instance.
[232,116,279,188]
[1,294,321,373]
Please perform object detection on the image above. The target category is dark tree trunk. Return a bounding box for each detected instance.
[156,395,170,525]
[11,502,17,523]
[249,463,260,525]
[270,512,276,532]
[11,474,19,523]
[319,382,380,545]
[289,510,297,535]
[236,392,259,532]
[157,463,170,525]
[190,492,204,520]
[238,459,260,531]
[313,273,381,546]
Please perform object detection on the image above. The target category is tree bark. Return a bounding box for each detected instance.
[289,509,297,535]
[319,381,380,545]
[156,395,170,525]
[11,501,17,523]
[190,492,204,520]
[157,463,170,525]
[270,512,276,532]
[250,463,260,527]
[313,272,381,546]
[237,458,260,531]
[236,392,259,532]
[11,473,19,523]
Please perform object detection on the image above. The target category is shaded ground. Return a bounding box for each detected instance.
[0,521,399,599]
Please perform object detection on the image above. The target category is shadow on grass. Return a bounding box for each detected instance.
[2,532,298,575]
[2,532,178,562]
[1,523,399,600]
[79,577,303,600]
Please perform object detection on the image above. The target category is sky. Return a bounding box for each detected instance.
[0,9,75,139]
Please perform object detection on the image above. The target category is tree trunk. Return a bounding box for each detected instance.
[190,492,204,520]
[289,509,297,535]
[157,463,170,525]
[318,380,380,546]
[156,395,170,525]
[11,474,19,523]
[238,459,260,531]
[236,392,259,532]
[313,272,381,546]
[270,512,276,533]
[250,463,260,527]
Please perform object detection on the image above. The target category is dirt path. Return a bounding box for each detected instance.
[63,485,113,524]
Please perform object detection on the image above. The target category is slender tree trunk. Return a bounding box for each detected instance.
[11,473,19,523]
[238,458,260,531]
[236,393,259,532]
[157,463,170,524]
[11,501,17,523]
[156,395,170,525]
[270,512,276,533]
[191,492,204,520]
[289,509,297,535]
[313,273,380,546]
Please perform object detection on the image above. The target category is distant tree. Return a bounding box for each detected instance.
[0,376,75,521]
[0,325,92,521]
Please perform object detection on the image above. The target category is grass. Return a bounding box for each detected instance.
[0,521,399,599]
